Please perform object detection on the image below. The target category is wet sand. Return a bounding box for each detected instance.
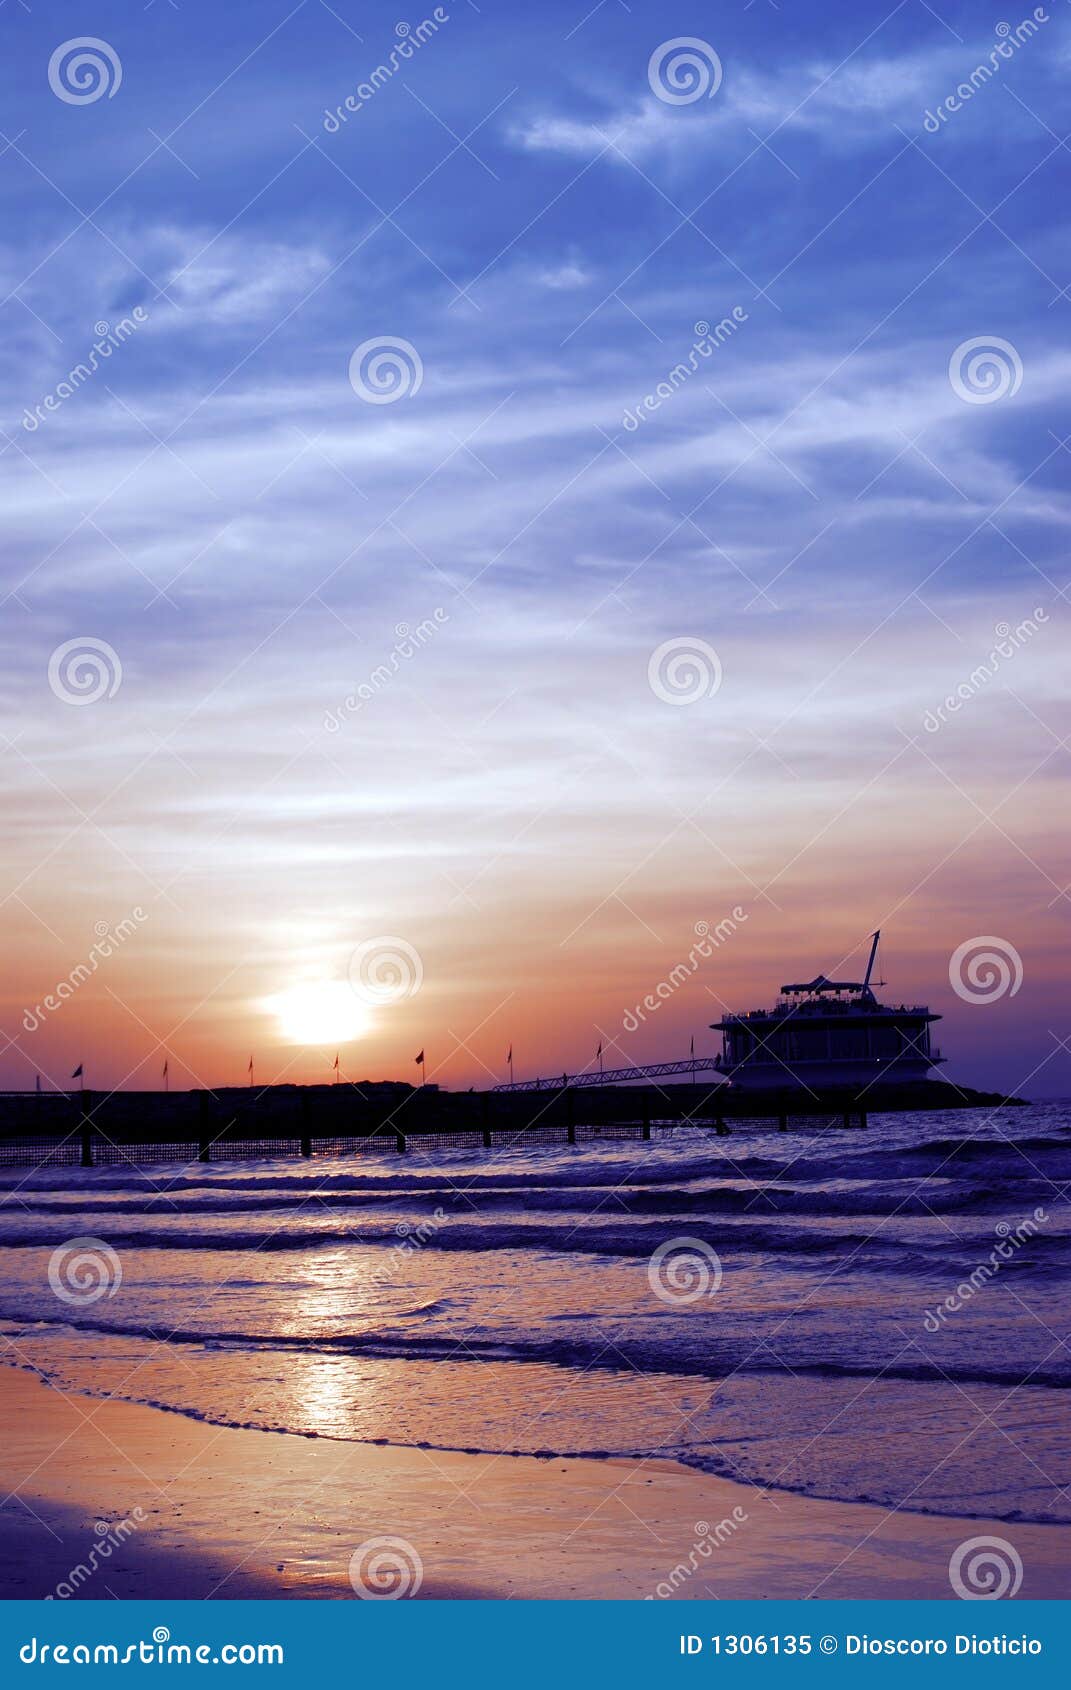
[1,1367,1067,1600]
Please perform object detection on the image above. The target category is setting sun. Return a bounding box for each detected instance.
[269,982,370,1047]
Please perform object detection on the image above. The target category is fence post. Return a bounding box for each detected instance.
[79,1090,93,1168]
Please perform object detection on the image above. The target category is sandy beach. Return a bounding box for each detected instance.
[0,1367,1067,1601]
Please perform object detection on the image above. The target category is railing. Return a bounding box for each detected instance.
[757,1002,932,1016]
[491,1058,725,1093]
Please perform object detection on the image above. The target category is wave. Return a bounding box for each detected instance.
[4,1175,1052,1221]
[6,1346,1063,1526]
[4,1310,1068,1393]
[8,1351,1066,1524]
[3,1127,1067,1200]
[1,1211,1066,1271]
[1,1209,1066,1284]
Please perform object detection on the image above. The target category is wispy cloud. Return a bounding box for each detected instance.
[510,29,1063,160]
[1,0,1067,1092]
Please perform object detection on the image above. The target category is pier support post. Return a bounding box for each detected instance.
[642,1091,651,1141]
[778,1113,788,1132]
[299,1089,312,1158]
[198,1091,211,1162]
[566,1088,576,1146]
[859,1110,868,1130]
[79,1090,93,1168]
[842,1112,851,1131]
[395,1132,407,1154]
[481,1092,492,1149]
[715,1117,730,1137]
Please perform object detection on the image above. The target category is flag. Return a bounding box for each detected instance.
[35,1074,41,1094]
[690,1036,695,1056]
[596,1042,602,1057]
[415,1050,424,1065]
[162,1059,169,1078]
[248,1055,254,1078]
[333,1053,339,1072]
[71,1064,83,1079]
[507,1045,512,1063]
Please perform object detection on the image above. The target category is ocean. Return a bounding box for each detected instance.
[1,1103,1068,1524]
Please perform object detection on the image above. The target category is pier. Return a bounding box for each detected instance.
[0,1075,1020,1166]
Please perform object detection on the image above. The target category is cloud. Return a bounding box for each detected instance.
[123,225,333,329]
[535,257,593,290]
[2,0,1066,1094]
[509,31,1058,162]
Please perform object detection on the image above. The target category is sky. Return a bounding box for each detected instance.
[0,0,1067,1096]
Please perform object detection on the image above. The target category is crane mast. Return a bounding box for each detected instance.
[862,930,880,997]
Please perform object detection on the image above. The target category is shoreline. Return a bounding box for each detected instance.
[3,1356,1064,1532]
[1,1368,1068,1600]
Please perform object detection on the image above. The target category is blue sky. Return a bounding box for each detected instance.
[1,0,1068,1093]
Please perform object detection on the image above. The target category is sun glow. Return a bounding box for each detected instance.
[270,982,370,1046]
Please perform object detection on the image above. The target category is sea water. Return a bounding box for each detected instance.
[0,1104,1068,1521]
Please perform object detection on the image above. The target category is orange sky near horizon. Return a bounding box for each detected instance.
[3,599,1066,1100]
